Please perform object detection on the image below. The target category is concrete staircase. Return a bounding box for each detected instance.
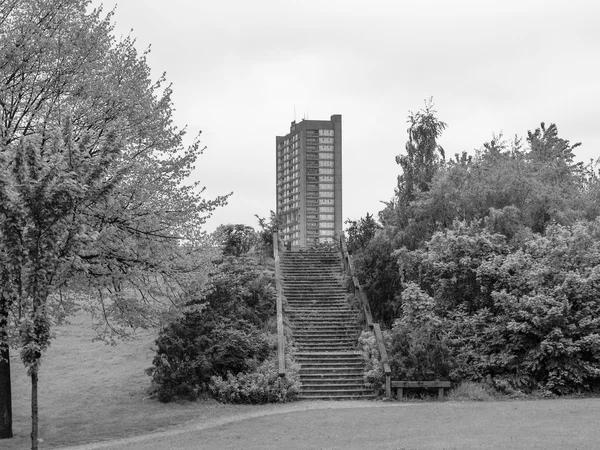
[281,248,374,400]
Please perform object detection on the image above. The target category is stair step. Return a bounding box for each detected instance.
[299,389,375,396]
[298,394,376,400]
[296,338,356,342]
[296,383,365,392]
[300,369,364,375]
[289,307,352,311]
[301,375,365,382]
[295,338,357,343]
[298,346,356,351]
[295,345,358,349]
[298,362,365,369]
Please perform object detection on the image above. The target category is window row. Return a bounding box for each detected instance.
[279,165,299,176]
[306,167,334,176]
[278,149,299,163]
[279,202,300,211]
[306,221,335,229]
[307,214,335,221]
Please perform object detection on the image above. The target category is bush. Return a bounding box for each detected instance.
[209,344,301,404]
[396,220,600,395]
[196,255,276,327]
[358,330,389,395]
[147,308,270,402]
[147,254,280,402]
[388,283,455,381]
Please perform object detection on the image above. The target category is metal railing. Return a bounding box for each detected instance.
[339,234,392,399]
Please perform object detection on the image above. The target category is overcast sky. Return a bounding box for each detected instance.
[94,0,600,232]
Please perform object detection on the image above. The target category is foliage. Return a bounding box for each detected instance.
[388,283,455,381]
[345,213,381,254]
[398,221,600,394]
[148,310,270,402]
[214,224,257,256]
[395,98,447,204]
[0,0,228,343]
[349,226,401,327]
[209,343,301,404]
[357,330,390,396]
[347,100,600,397]
[147,254,278,402]
[0,0,227,442]
[255,211,280,257]
[196,256,276,327]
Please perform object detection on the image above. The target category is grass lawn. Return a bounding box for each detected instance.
[5,313,600,450]
[165,399,600,450]
[6,313,252,450]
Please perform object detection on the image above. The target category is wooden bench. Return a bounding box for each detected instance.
[392,380,451,401]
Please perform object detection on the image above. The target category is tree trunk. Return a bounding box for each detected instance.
[0,345,12,439]
[0,300,12,439]
[31,370,38,450]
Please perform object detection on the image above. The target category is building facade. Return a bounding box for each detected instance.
[276,114,342,247]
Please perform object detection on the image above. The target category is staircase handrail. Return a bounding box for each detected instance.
[273,232,286,384]
[339,234,392,399]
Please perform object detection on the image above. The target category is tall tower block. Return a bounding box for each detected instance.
[276,114,342,247]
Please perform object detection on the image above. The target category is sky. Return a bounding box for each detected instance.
[93,0,600,233]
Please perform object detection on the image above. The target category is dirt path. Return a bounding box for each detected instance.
[57,398,600,450]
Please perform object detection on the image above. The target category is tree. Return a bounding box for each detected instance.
[380,98,448,247]
[395,98,447,205]
[214,224,256,256]
[352,226,402,327]
[344,213,381,254]
[255,211,280,257]
[1,125,123,448]
[0,0,227,445]
[525,123,583,233]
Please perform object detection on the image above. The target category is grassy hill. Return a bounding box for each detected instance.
[6,313,245,449]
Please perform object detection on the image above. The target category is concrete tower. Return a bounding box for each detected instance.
[276,114,342,247]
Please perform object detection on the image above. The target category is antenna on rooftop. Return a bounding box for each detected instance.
[293,105,296,122]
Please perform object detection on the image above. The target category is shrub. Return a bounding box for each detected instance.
[209,344,301,404]
[397,220,600,395]
[196,256,276,327]
[147,308,270,402]
[388,283,455,381]
[358,330,390,395]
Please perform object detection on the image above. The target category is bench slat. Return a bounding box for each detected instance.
[391,381,451,388]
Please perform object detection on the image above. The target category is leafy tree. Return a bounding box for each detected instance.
[255,211,280,257]
[344,213,381,254]
[214,224,257,256]
[0,125,123,447]
[379,98,448,250]
[353,227,402,327]
[525,123,583,233]
[395,98,447,205]
[0,0,227,444]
